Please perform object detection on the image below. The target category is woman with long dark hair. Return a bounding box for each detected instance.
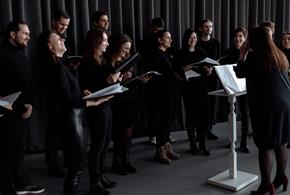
[235,27,290,195]
[105,34,138,175]
[37,30,111,195]
[176,28,211,155]
[79,29,120,195]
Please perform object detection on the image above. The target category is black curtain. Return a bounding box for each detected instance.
[0,0,290,151]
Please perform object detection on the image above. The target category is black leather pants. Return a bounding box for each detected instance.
[62,108,87,195]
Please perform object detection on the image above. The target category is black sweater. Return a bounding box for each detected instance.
[0,41,34,114]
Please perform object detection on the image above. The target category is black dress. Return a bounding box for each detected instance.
[234,51,290,149]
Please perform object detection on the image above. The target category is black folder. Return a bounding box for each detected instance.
[114,53,141,73]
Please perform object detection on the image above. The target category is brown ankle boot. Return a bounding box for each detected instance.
[154,145,172,164]
[165,142,180,159]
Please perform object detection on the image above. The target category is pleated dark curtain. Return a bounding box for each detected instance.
[0,0,290,151]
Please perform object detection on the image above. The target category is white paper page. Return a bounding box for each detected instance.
[214,64,246,95]
[83,83,128,100]
[191,57,220,66]
[185,70,201,80]
[0,91,21,110]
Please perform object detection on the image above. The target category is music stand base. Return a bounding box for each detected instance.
[207,169,258,191]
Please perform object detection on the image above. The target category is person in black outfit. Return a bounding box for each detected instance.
[280,31,290,148]
[280,32,290,64]
[196,19,221,140]
[37,30,112,195]
[107,34,149,175]
[0,21,45,195]
[260,21,280,46]
[176,29,211,156]
[43,9,71,178]
[235,27,290,195]
[138,17,166,145]
[79,29,121,195]
[145,30,180,164]
[221,27,251,153]
[91,10,110,31]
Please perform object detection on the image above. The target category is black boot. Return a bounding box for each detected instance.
[123,142,137,173]
[239,133,250,153]
[112,156,127,175]
[63,170,82,195]
[199,143,210,156]
[89,183,111,195]
[100,174,117,188]
[186,125,199,155]
[124,161,137,173]
[189,137,199,155]
[112,141,127,175]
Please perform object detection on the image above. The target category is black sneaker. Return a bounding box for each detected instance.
[16,185,45,195]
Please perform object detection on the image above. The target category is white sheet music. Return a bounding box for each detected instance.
[185,70,201,80]
[214,64,246,95]
[0,91,21,110]
[83,83,128,100]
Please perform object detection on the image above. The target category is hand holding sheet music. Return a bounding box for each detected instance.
[184,70,201,80]
[124,71,162,85]
[0,91,22,117]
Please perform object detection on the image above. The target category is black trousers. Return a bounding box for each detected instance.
[155,83,179,147]
[61,108,87,195]
[183,79,209,143]
[0,113,30,193]
[61,108,87,174]
[45,103,64,169]
[237,95,249,134]
[86,105,112,185]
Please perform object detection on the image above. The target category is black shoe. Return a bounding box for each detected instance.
[90,183,111,195]
[199,143,210,156]
[207,132,218,140]
[124,161,137,173]
[48,165,66,178]
[225,143,231,149]
[238,145,250,153]
[100,175,117,188]
[189,142,199,155]
[15,185,45,195]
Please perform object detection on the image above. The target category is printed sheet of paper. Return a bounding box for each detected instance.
[214,64,246,95]
[191,57,220,66]
[0,91,21,110]
[83,83,128,100]
[185,70,201,80]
